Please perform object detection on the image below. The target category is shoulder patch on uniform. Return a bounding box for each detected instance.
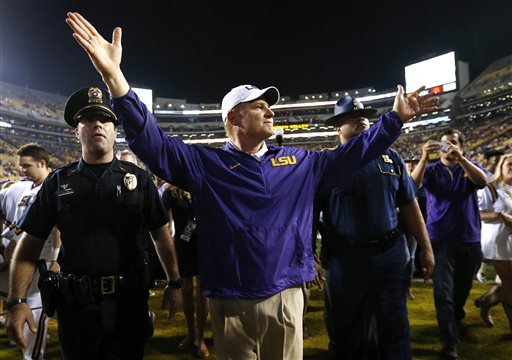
[57,183,74,197]
[381,154,393,163]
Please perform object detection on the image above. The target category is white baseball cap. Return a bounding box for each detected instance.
[221,85,280,122]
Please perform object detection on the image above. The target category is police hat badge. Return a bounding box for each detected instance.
[123,173,137,191]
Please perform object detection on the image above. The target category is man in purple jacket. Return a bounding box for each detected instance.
[411,129,487,359]
[65,12,437,359]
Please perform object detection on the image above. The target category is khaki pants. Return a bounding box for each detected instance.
[209,286,303,360]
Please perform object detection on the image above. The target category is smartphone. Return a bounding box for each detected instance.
[438,141,450,152]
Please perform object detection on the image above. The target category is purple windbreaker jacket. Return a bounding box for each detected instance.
[113,90,403,298]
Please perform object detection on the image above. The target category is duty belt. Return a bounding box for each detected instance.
[58,273,126,304]
[340,227,401,249]
[91,275,125,295]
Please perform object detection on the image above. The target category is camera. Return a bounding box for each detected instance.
[438,141,450,152]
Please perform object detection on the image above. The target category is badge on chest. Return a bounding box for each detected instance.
[123,173,137,191]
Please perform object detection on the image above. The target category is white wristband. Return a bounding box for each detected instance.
[51,247,60,261]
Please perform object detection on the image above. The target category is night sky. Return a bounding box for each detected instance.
[1,0,511,103]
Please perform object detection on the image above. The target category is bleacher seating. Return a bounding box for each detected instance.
[1,53,512,180]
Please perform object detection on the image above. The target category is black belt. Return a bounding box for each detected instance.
[341,227,401,249]
[60,273,125,299]
[90,275,125,295]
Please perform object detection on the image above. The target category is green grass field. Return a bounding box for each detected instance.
[1,280,511,359]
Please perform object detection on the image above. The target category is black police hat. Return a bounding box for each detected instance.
[64,87,118,128]
[324,96,377,127]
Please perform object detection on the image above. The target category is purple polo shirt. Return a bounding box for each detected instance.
[422,160,485,243]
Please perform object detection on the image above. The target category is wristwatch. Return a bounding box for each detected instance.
[167,278,183,289]
[6,298,27,310]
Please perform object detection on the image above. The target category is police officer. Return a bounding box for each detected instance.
[318,96,435,359]
[6,87,182,360]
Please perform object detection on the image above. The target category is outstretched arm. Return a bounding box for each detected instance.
[318,85,437,192]
[66,12,200,189]
[65,12,129,98]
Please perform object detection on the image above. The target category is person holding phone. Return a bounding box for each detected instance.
[411,129,487,359]
[438,141,450,152]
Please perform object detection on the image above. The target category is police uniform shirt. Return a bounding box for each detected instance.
[325,149,416,242]
[18,157,168,277]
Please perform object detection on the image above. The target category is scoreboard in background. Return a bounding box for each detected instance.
[404,51,469,95]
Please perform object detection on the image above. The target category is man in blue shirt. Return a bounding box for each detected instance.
[65,12,438,359]
[318,96,435,359]
[411,129,487,359]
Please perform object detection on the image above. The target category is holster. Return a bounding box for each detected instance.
[37,260,60,317]
[58,275,75,303]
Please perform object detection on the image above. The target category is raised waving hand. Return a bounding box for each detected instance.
[65,12,129,97]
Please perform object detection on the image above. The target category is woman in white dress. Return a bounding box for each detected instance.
[476,153,512,331]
